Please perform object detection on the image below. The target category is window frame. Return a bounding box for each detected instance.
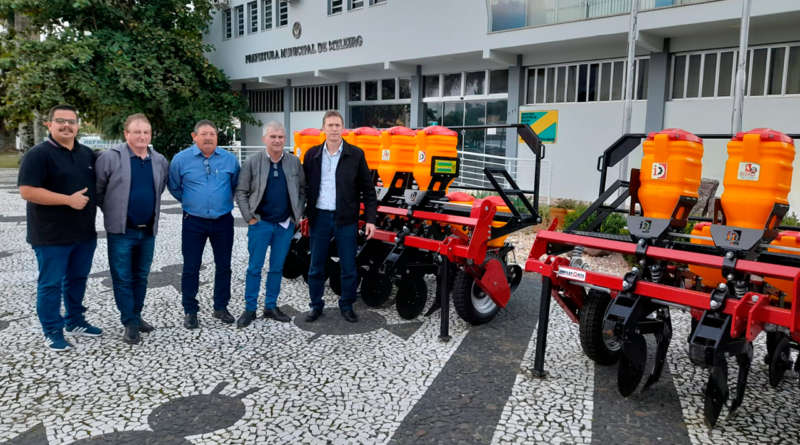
[421,70,510,103]
[247,1,259,34]
[669,42,800,101]
[262,0,273,31]
[349,77,413,106]
[523,56,650,105]
[349,0,365,10]
[234,5,245,37]
[223,8,232,40]
[277,0,289,28]
[329,0,343,16]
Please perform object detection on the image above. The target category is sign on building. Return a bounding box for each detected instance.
[519,110,558,144]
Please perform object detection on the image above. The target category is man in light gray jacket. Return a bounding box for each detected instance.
[234,121,306,328]
[96,114,169,345]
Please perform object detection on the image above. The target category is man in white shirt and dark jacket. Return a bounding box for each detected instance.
[302,110,378,323]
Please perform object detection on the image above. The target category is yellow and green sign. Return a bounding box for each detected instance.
[433,159,457,174]
[519,110,558,144]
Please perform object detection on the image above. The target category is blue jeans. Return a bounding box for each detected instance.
[181,212,233,314]
[32,239,97,335]
[308,210,358,311]
[244,220,295,311]
[107,228,156,327]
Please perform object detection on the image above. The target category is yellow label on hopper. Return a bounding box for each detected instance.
[434,159,456,174]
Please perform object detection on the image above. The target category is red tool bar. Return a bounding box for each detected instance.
[377,205,479,227]
[531,258,795,332]
[533,230,800,281]
[403,235,470,258]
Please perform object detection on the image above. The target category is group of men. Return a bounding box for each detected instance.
[17,105,378,351]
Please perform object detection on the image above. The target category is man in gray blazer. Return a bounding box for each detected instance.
[235,121,306,328]
[96,114,169,345]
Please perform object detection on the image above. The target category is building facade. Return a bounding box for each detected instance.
[204,0,800,207]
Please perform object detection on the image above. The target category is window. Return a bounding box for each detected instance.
[788,47,800,95]
[223,9,232,39]
[365,80,378,101]
[349,78,413,104]
[293,85,339,112]
[525,57,649,104]
[424,75,439,98]
[350,0,364,9]
[443,73,462,97]
[262,0,273,30]
[370,0,387,5]
[349,82,362,101]
[248,2,258,33]
[381,79,395,100]
[235,5,244,37]
[398,78,411,99]
[671,43,800,100]
[330,0,343,15]
[351,104,409,128]
[248,89,284,113]
[278,0,288,27]
[489,69,509,94]
[465,71,486,96]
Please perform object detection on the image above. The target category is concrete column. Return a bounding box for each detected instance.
[644,39,671,133]
[284,80,293,145]
[240,83,247,146]
[410,65,424,128]
[505,54,524,158]
[338,81,349,127]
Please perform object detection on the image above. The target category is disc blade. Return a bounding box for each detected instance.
[643,314,673,391]
[396,279,428,320]
[618,334,647,397]
[704,364,729,428]
[769,337,792,388]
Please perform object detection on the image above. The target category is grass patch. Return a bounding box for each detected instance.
[0,153,22,169]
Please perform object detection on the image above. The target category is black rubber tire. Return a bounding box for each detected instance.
[452,270,500,325]
[282,253,306,279]
[329,271,342,296]
[579,289,621,366]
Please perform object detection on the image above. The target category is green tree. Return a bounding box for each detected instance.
[0,0,254,157]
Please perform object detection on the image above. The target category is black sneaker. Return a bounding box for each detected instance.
[213,309,235,324]
[237,310,257,328]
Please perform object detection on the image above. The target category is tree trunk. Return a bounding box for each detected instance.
[18,122,35,154]
[0,119,16,152]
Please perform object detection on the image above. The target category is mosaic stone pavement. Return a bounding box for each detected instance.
[0,168,799,444]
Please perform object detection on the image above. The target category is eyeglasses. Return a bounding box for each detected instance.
[203,158,211,175]
[52,118,78,126]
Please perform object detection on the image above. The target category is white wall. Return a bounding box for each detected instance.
[289,111,326,145]
[664,97,800,211]
[205,0,800,82]
[245,112,284,147]
[516,101,647,203]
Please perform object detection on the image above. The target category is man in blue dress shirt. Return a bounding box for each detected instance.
[168,120,240,329]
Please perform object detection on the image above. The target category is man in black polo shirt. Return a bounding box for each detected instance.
[18,104,102,352]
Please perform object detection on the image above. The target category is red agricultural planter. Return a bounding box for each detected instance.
[526,128,800,427]
[282,124,545,334]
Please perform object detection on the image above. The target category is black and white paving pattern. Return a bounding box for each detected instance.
[0,168,799,445]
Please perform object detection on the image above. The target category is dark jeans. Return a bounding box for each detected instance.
[308,210,358,311]
[244,220,295,311]
[32,239,97,335]
[107,228,156,327]
[181,212,233,314]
